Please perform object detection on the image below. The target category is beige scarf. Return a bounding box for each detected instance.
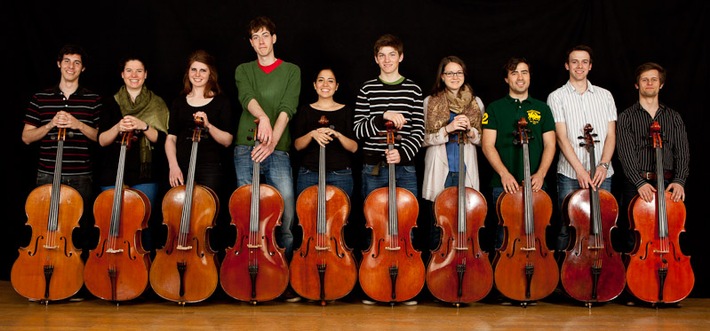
[426,85,481,134]
[114,85,170,179]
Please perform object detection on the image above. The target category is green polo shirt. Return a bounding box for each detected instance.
[482,94,555,188]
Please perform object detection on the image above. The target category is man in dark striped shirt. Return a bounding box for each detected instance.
[616,62,689,253]
[353,34,425,199]
[21,44,103,265]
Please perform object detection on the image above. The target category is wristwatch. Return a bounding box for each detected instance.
[598,162,610,170]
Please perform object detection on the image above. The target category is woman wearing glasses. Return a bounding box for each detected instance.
[421,55,484,254]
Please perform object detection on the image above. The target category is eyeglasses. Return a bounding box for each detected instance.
[443,71,464,78]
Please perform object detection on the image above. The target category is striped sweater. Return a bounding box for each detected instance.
[353,77,424,165]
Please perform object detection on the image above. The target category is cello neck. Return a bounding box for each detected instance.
[387,142,398,239]
[651,121,668,238]
[49,128,67,232]
[109,131,134,238]
[317,115,329,235]
[179,120,204,246]
[250,140,261,235]
[515,119,535,239]
[385,121,399,241]
[317,143,327,235]
[522,142,534,237]
[581,124,603,236]
[457,131,467,235]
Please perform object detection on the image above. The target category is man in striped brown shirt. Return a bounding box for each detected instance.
[616,62,689,253]
[22,44,103,264]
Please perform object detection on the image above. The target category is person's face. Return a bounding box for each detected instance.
[57,54,84,83]
[121,60,146,90]
[636,69,663,98]
[505,62,530,95]
[313,69,338,99]
[565,50,592,82]
[249,28,276,58]
[441,62,465,92]
[188,61,210,89]
[375,46,402,75]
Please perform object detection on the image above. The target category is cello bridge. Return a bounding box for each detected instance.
[176,245,193,251]
[385,246,401,251]
[106,248,124,253]
[315,246,330,251]
[246,244,262,249]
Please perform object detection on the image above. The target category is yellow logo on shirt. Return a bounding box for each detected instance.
[527,110,541,125]
[482,112,488,125]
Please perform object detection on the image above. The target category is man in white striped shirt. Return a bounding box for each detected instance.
[547,45,617,252]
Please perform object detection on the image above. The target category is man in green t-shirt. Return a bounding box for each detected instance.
[481,56,556,250]
[233,16,301,276]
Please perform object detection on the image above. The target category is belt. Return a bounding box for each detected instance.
[640,170,673,181]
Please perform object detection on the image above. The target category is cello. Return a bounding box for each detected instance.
[149,116,219,304]
[625,121,694,304]
[493,117,558,305]
[84,130,151,302]
[220,119,289,304]
[290,115,358,305]
[426,129,492,306]
[358,121,425,304]
[560,124,625,306]
[11,127,84,303]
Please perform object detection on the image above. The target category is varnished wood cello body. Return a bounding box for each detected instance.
[560,124,625,305]
[149,117,219,304]
[220,120,289,304]
[426,129,492,305]
[625,121,694,304]
[359,121,425,304]
[493,118,558,305]
[290,116,357,305]
[85,131,151,302]
[11,128,84,302]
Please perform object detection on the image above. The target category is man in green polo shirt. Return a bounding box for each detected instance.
[480,56,556,251]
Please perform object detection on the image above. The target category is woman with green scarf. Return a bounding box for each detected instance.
[97,56,170,251]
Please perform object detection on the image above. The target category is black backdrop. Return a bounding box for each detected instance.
[4,1,709,297]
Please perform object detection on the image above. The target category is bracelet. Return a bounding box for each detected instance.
[444,126,449,134]
[143,124,150,131]
[598,162,610,170]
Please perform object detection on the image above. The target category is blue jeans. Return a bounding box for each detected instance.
[100,182,158,251]
[443,171,459,188]
[361,163,418,250]
[296,166,353,198]
[360,164,418,199]
[556,174,612,251]
[556,174,612,210]
[234,145,295,261]
[101,182,158,209]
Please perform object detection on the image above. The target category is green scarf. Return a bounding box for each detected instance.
[114,85,170,179]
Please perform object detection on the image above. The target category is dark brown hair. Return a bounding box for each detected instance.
[373,34,403,57]
[635,62,666,85]
[248,16,276,38]
[430,55,474,97]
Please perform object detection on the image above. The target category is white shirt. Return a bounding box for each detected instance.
[548,80,617,179]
